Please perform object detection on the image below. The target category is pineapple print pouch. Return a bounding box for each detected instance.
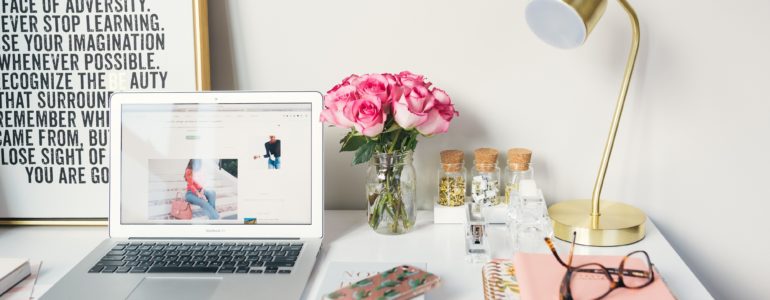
[323,265,441,300]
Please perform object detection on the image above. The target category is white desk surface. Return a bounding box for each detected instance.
[0,210,711,300]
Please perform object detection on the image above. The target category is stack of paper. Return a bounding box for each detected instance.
[0,259,31,297]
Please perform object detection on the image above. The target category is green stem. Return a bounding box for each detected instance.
[388,130,401,153]
[382,189,396,222]
[384,170,398,232]
[400,200,412,229]
[368,193,383,229]
[370,175,397,231]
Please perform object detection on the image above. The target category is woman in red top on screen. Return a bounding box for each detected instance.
[184,159,220,220]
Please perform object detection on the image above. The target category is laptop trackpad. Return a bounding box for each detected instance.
[127,277,222,300]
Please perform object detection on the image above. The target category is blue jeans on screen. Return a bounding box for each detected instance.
[185,190,219,219]
[268,157,281,169]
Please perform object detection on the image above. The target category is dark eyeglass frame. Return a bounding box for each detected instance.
[544,232,656,300]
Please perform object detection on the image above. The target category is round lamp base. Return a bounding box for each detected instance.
[548,199,646,247]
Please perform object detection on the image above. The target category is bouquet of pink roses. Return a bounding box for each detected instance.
[321,71,458,233]
[321,71,459,163]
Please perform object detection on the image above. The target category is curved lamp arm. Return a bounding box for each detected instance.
[590,0,641,218]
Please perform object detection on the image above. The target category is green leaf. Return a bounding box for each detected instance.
[383,289,399,297]
[380,267,397,278]
[352,278,373,288]
[326,291,345,299]
[376,280,400,290]
[353,142,375,165]
[403,131,419,152]
[408,278,425,289]
[340,134,367,152]
[339,132,351,144]
[353,289,370,300]
[383,123,402,134]
[408,274,429,289]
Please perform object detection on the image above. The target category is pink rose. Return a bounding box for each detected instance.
[397,71,431,88]
[351,74,390,105]
[320,83,358,128]
[382,73,403,107]
[324,74,359,99]
[393,78,435,129]
[343,94,386,137]
[416,88,458,135]
[341,74,359,84]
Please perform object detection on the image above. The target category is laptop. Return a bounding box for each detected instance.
[43,91,324,300]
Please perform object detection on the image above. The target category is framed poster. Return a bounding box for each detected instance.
[0,0,211,224]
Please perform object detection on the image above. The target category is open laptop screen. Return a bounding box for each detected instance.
[120,103,312,225]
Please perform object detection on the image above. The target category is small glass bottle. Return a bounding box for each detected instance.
[504,148,533,204]
[437,150,466,207]
[471,148,500,207]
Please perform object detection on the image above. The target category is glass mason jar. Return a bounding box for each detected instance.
[504,162,534,204]
[366,151,416,235]
[470,161,500,206]
[437,163,466,207]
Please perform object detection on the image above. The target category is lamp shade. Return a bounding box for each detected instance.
[525,0,608,49]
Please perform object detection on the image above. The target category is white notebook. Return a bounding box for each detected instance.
[0,258,31,296]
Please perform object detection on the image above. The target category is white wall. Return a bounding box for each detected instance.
[208,1,770,298]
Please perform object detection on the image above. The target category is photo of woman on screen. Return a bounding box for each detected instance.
[184,159,220,219]
[254,135,281,169]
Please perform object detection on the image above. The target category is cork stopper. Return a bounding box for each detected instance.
[474,148,499,172]
[440,150,464,172]
[507,148,532,171]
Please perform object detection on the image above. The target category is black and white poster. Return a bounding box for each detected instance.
[0,0,207,219]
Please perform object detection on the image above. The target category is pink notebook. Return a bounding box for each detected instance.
[514,253,676,300]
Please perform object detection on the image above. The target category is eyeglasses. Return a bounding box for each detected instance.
[544,232,655,300]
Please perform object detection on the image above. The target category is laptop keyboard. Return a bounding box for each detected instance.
[88,241,302,274]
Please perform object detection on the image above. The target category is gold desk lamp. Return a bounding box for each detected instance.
[525,0,645,246]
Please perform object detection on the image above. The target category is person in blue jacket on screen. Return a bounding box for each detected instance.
[254,135,281,169]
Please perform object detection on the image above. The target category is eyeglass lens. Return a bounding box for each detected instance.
[570,264,613,299]
[621,251,654,288]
